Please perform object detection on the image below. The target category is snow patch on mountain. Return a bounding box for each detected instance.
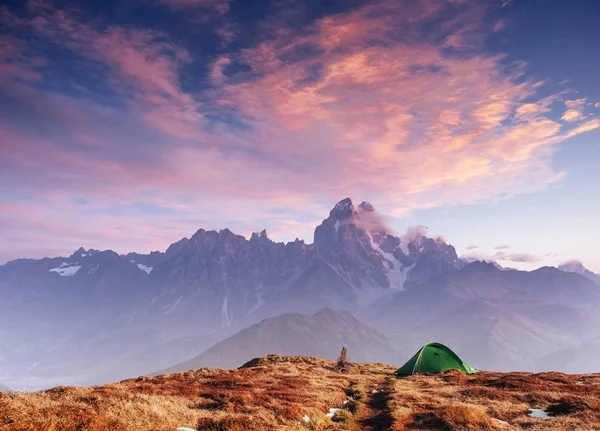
[49,263,82,277]
[365,232,412,290]
[137,264,153,274]
[88,264,99,274]
[222,296,231,327]
[163,296,183,315]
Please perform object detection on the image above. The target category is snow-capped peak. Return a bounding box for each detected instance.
[558,260,600,285]
[333,197,355,213]
[558,260,588,274]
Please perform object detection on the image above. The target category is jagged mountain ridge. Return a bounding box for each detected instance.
[141,198,463,335]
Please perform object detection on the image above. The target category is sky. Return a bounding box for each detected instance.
[1,0,599,271]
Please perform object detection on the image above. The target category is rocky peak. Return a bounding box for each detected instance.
[250,229,270,244]
[164,237,189,257]
[186,229,221,252]
[329,198,358,221]
[71,247,87,258]
[464,260,499,273]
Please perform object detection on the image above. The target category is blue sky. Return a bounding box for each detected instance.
[0,0,599,271]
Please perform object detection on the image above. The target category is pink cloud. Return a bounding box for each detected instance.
[493,19,505,32]
[0,37,42,81]
[565,98,587,108]
[493,251,541,264]
[206,0,597,215]
[0,0,599,262]
[13,3,208,142]
[561,98,587,122]
[561,109,583,122]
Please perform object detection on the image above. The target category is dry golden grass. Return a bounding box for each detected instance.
[2,355,599,431]
[389,369,600,431]
[0,355,392,431]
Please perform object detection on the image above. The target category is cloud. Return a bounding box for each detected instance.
[355,207,393,235]
[595,102,600,108]
[493,251,541,263]
[562,98,587,122]
[466,244,479,250]
[561,109,583,122]
[494,244,511,250]
[0,0,599,261]
[565,98,586,108]
[401,226,430,243]
[148,0,230,13]
[493,20,505,32]
[560,259,582,266]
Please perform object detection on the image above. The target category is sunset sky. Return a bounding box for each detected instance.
[1,0,599,271]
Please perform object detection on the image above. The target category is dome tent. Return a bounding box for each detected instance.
[395,342,478,375]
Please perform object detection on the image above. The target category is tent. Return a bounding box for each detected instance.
[395,342,478,375]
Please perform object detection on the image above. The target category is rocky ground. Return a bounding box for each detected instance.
[1,355,599,431]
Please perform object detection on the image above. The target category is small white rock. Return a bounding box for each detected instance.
[303,415,310,423]
[325,408,341,418]
[528,408,550,419]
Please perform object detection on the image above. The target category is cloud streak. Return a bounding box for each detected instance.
[493,251,541,264]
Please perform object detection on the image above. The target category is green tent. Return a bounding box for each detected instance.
[395,342,478,375]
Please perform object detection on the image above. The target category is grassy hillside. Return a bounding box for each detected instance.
[1,355,599,431]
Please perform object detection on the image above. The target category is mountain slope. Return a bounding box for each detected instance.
[411,299,578,371]
[540,337,600,374]
[160,308,408,372]
[362,261,600,331]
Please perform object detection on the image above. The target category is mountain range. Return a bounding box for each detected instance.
[0,198,598,390]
